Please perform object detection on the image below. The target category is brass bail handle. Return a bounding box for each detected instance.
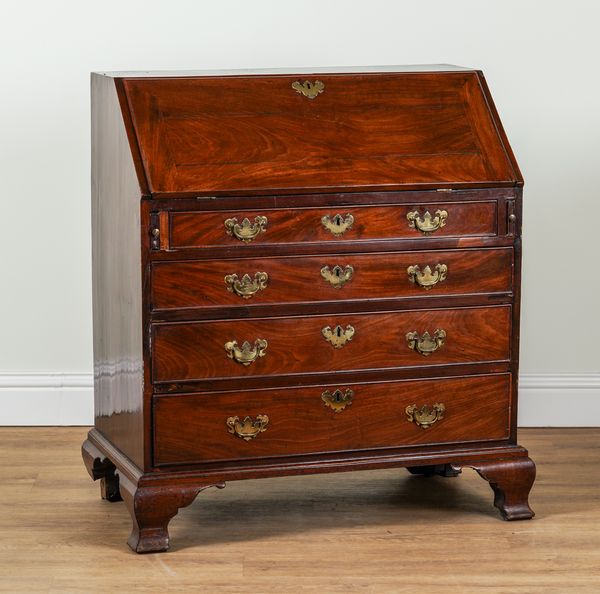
[224,272,269,299]
[224,216,268,242]
[224,339,268,366]
[407,264,448,290]
[406,209,448,234]
[227,415,269,441]
[406,329,446,356]
[406,403,445,429]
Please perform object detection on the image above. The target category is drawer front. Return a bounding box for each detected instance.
[152,248,512,310]
[153,374,511,465]
[152,306,511,383]
[165,201,497,249]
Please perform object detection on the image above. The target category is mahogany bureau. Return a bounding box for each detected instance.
[82,65,536,553]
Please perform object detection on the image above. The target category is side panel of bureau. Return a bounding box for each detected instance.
[152,305,511,383]
[153,373,511,465]
[91,74,146,469]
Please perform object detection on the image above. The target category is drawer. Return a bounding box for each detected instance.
[152,305,511,383]
[152,247,512,310]
[161,201,498,250]
[153,373,511,465]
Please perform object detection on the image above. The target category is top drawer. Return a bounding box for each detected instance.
[157,200,498,250]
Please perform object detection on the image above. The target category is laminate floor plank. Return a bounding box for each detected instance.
[0,428,598,593]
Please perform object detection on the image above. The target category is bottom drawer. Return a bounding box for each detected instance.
[153,374,511,466]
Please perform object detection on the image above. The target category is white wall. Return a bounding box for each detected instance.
[1,0,599,424]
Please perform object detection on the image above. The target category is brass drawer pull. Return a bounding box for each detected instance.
[224,339,268,366]
[407,264,448,290]
[224,272,268,299]
[227,414,269,441]
[322,324,355,348]
[406,209,448,234]
[406,403,445,429]
[321,213,354,236]
[321,264,354,288]
[406,329,446,356]
[322,388,354,413]
[224,216,268,242]
[292,80,324,99]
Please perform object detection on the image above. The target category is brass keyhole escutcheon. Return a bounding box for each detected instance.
[322,324,355,348]
[321,265,354,288]
[321,213,354,237]
[321,388,354,413]
[292,80,325,99]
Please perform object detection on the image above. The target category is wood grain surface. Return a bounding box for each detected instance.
[88,68,530,555]
[166,200,498,249]
[2,427,598,592]
[123,71,518,195]
[152,305,511,382]
[151,247,512,310]
[153,374,511,465]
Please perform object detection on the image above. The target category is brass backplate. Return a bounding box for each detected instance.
[224,339,268,365]
[407,264,448,290]
[227,415,269,441]
[321,213,354,236]
[224,272,269,298]
[322,324,355,348]
[292,80,325,99]
[406,209,448,234]
[406,329,446,356]
[224,216,268,242]
[406,403,445,429]
[321,265,354,288]
[321,388,354,413]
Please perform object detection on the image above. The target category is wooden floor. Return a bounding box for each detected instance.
[1,428,599,593]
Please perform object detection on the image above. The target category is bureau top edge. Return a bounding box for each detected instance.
[94,64,475,78]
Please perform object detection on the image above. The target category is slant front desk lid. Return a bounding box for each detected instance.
[109,66,522,196]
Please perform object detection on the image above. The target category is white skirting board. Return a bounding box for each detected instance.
[0,373,94,426]
[0,372,599,426]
